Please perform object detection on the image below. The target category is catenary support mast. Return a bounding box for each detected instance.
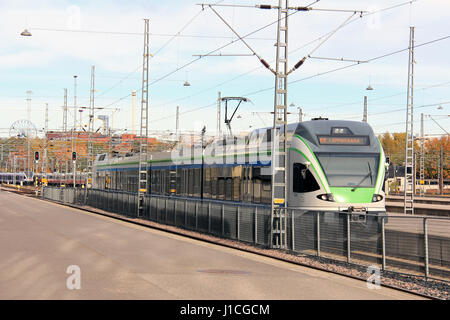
[137,19,150,218]
[404,27,415,214]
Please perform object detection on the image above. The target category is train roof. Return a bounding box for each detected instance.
[94,119,381,167]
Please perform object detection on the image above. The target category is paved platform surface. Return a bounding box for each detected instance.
[0,191,423,300]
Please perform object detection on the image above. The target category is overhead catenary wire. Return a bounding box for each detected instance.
[102,6,303,109]
[147,34,450,127]
[96,0,420,112]
[149,0,422,111]
[21,1,432,134]
[91,7,208,104]
[237,34,450,99]
[345,101,450,120]
[428,115,450,135]
[372,114,449,129]
[311,80,450,112]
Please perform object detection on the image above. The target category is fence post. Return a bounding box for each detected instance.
[237,206,240,240]
[156,197,159,222]
[255,206,258,245]
[184,199,187,228]
[291,209,294,250]
[424,218,429,278]
[347,213,351,263]
[221,204,225,236]
[317,212,320,257]
[165,198,168,223]
[382,216,386,271]
[174,199,177,226]
[195,201,198,230]
[208,202,211,233]
[121,192,124,214]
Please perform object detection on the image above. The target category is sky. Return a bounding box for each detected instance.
[0,0,449,138]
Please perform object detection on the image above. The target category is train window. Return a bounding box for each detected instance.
[155,170,161,194]
[217,177,225,200]
[184,169,189,196]
[293,163,320,193]
[187,168,193,196]
[261,172,271,204]
[243,166,252,202]
[225,178,233,201]
[194,168,201,197]
[204,167,211,199]
[253,179,261,203]
[233,177,240,201]
[175,169,180,196]
[316,153,379,188]
[164,170,169,194]
[210,168,217,199]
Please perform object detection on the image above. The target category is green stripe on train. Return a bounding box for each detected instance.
[330,187,374,203]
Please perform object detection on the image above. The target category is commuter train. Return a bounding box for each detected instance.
[35,172,88,187]
[0,172,34,185]
[93,119,387,215]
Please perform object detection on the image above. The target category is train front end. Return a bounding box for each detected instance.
[289,119,386,216]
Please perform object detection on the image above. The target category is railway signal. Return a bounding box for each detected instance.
[72,152,77,162]
[34,151,39,163]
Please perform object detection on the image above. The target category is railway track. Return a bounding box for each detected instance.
[0,184,39,196]
[386,195,450,205]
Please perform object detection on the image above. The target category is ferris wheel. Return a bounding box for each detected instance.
[9,119,37,138]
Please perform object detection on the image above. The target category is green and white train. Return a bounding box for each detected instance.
[93,118,387,215]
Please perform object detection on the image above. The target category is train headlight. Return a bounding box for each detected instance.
[317,193,335,202]
[372,194,383,202]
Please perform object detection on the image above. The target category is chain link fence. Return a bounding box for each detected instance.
[42,186,450,281]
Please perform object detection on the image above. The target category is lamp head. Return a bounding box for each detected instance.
[20,29,32,36]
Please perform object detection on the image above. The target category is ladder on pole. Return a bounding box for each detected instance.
[270,0,288,249]
[404,26,415,215]
[419,113,424,197]
[63,88,68,176]
[137,19,150,218]
[87,65,95,190]
[61,89,67,199]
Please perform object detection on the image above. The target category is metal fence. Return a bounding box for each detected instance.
[42,186,450,281]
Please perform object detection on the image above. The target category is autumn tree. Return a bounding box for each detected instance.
[379,132,448,179]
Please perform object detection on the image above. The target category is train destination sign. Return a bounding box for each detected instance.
[317,135,369,146]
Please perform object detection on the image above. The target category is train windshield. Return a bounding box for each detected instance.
[316,153,379,188]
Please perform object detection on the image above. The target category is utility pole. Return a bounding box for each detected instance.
[137,18,150,218]
[176,106,180,140]
[13,156,16,184]
[200,1,362,248]
[0,144,3,173]
[132,90,137,135]
[72,75,78,189]
[87,65,95,190]
[419,113,424,196]
[439,146,444,195]
[404,26,415,214]
[43,103,48,177]
[363,96,368,122]
[63,88,68,176]
[26,90,32,175]
[269,0,289,249]
[217,91,221,138]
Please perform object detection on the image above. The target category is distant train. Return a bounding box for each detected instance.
[35,172,88,187]
[93,119,387,216]
[0,172,34,185]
